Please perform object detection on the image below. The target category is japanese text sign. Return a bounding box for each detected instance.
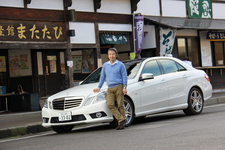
[0,20,65,42]
[187,0,212,19]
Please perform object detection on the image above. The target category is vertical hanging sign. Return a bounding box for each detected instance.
[134,15,144,58]
[187,0,212,19]
[160,28,176,56]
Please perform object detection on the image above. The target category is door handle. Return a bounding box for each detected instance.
[183,74,187,78]
[161,79,166,84]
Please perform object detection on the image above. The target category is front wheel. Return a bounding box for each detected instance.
[110,97,134,127]
[183,88,204,115]
[52,125,74,133]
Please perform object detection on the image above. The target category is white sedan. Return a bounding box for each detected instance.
[42,56,212,133]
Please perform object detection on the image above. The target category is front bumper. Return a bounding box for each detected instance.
[42,101,113,127]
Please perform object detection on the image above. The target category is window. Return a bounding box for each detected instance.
[176,63,186,71]
[142,60,161,77]
[81,60,143,84]
[213,42,224,66]
[175,37,200,67]
[159,59,178,74]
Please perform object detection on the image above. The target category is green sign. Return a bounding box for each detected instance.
[130,52,135,60]
[187,0,212,19]
[100,34,128,44]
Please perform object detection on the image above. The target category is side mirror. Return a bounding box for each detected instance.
[140,73,154,81]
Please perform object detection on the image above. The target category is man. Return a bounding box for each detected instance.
[93,48,127,130]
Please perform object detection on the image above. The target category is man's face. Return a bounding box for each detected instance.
[108,50,117,61]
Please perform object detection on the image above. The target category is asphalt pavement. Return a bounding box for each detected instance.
[0,89,225,139]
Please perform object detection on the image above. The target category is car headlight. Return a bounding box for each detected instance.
[93,91,106,103]
[84,91,106,106]
[49,101,53,109]
[84,96,95,106]
[43,99,48,108]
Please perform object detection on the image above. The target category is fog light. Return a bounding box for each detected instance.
[96,112,102,118]
[90,111,107,119]
[43,117,49,123]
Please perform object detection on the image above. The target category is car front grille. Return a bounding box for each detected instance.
[52,98,83,110]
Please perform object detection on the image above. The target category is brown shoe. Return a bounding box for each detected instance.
[116,120,126,130]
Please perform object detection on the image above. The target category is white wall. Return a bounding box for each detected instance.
[142,25,156,49]
[135,0,160,16]
[212,3,225,19]
[69,22,96,44]
[97,0,131,14]
[98,23,132,32]
[200,31,212,67]
[28,0,64,10]
[162,0,186,17]
[0,0,24,8]
[70,0,94,12]
[176,30,198,37]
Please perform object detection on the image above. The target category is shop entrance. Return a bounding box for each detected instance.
[36,50,63,97]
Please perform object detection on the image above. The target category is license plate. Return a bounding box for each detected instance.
[58,112,72,121]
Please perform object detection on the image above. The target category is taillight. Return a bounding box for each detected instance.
[204,74,210,82]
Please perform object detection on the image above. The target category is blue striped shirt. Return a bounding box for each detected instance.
[98,60,127,89]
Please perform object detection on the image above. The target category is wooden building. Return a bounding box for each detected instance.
[0,0,140,107]
[1,0,225,112]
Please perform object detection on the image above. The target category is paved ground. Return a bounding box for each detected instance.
[0,89,225,139]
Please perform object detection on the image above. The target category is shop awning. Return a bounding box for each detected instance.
[144,16,225,30]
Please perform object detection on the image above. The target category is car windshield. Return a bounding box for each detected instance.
[81,60,142,85]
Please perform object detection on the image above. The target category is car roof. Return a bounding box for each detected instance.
[122,56,175,63]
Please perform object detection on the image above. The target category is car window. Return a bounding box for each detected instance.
[81,60,143,84]
[141,60,161,76]
[159,59,178,74]
[176,63,186,71]
[125,61,142,79]
[82,67,102,84]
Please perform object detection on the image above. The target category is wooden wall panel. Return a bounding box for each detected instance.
[76,12,132,24]
[0,7,65,22]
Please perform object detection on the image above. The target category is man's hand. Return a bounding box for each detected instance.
[123,88,127,95]
[93,88,100,93]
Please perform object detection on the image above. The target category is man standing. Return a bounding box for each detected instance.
[93,48,127,130]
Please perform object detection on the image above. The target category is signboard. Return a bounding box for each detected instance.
[72,56,82,73]
[100,34,128,44]
[0,20,65,42]
[206,31,225,41]
[0,56,6,72]
[187,0,212,19]
[130,52,135,60]
[160,28,176,56]
[134,15,144,57]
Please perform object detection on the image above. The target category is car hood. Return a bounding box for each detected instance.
[47,82,104,101]
[47,79,134,101]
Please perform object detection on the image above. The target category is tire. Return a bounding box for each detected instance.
[52,125,74,133]
[109,97,134,127]
[183,88,204,115]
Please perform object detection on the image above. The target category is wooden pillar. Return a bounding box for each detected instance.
[95,22,101,67]
[64,0,74,88]
[155,25,160,56]
[23,0,31,8]
[159,0,162,16]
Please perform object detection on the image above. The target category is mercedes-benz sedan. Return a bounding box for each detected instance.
[42,56,212,133]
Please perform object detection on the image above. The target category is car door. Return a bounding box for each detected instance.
[159,59,188,107]
[138,60,169,113]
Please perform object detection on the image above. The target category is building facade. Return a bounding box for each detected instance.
[0,0,225,104]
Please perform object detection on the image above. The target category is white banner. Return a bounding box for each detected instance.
[160,28,176,56]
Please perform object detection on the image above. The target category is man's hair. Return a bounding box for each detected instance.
[108,48,119,58]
